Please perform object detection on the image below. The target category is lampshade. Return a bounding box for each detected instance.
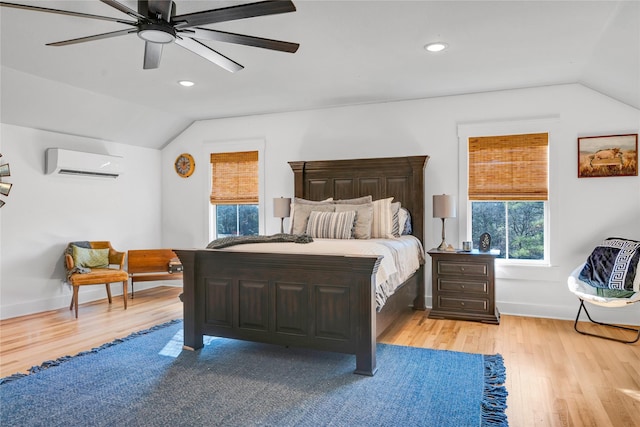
[273,197,291,218]
[433,194,456,218]
[0,163,9,177]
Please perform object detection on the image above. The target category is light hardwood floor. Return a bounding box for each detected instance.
[1,286,638,427]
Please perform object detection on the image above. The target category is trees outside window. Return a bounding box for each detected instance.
[471,201,544,260]
[216,204,259,237]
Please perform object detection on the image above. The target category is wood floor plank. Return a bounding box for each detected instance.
[1,286,639,426]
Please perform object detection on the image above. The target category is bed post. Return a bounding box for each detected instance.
[288,161,306,198]
[174,249,204,351]
[353,256,382,376]
[406,156,428,311]
[406,156,428,245]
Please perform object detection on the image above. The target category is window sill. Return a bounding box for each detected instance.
[495,261,562,282]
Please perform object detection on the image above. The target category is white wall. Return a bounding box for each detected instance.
[0,124,164,319]
[162,83,640,325]
[1,84,638,325]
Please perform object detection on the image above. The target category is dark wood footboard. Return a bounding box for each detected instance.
[176,249,383,375]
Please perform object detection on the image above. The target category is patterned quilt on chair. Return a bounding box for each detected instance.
[579,237,640,293]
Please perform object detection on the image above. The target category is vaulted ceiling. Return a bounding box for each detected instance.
[1,1,638,149]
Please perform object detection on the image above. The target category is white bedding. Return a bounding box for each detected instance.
[222,235,425,310]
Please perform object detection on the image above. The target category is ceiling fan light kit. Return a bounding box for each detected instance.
[0,0,300,72]
[137,23,176,44]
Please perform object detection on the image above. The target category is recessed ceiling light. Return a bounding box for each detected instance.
[424,42,448,53]
[178,80,195,87]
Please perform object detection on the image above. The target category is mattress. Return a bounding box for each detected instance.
[222,235,425,310]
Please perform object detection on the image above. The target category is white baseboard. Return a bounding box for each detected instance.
[0,281,182,320]
[424,297,639,326]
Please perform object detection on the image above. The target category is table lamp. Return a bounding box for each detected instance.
[273,197,291,234]
[433,194,456,250]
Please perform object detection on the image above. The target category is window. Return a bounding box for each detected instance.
[210,151,259,238]
[468,133,548,261]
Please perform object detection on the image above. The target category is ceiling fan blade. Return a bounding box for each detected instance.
[183,28,298,53]
[100,0,147,21]
[143,41,163,69]
[0,1,137,25]
[46,28,137,47]
[173,0,296,29]
[174,37,243,73]
[147,0,173,21]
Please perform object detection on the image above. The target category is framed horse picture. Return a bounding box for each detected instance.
[577,134,638,178]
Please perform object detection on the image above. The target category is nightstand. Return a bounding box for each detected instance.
[427,249,500,324]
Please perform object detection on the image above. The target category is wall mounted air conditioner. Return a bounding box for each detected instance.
[45,148,124,178]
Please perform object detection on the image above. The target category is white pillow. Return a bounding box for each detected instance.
[306,210,356,239]
[371,197,395,238]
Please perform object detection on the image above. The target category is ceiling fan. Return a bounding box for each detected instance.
[0,0,299,72]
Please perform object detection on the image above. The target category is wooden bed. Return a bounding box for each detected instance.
[175,155,429,375]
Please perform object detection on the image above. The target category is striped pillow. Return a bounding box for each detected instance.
[306,210,356,239]
[371,197,395,238]
[391,202,401,237]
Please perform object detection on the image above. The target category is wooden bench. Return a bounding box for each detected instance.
[127,249,183,298]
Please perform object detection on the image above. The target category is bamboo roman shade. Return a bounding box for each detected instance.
[210,151,258,205]
[468,133,548,201]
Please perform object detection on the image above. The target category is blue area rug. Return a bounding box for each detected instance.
[0,320,507,426]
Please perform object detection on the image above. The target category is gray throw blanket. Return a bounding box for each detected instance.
[206,233,313,249]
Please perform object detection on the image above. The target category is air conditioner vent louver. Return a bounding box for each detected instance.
[45,148,123,178]
[58,169,119,178]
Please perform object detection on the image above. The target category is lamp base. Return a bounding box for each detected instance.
[437,240,449,251]
[437,217,449,251]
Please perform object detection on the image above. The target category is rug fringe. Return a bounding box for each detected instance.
[481,354,509,426]
[0,319,182,385]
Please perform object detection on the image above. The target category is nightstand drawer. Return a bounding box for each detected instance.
[437,295,489,313]
[436,260,488,277]
[437,278,488,294]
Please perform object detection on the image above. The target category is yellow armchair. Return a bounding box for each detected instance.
[65,241,128,318]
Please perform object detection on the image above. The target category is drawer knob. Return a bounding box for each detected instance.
[460,302,465,306]
[460,285,465,289]
[460,267,465,272]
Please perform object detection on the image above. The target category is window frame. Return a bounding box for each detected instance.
[204,139,265,242]
[457,117,559,269]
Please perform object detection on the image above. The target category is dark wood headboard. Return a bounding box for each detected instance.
[288,155,429,244]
